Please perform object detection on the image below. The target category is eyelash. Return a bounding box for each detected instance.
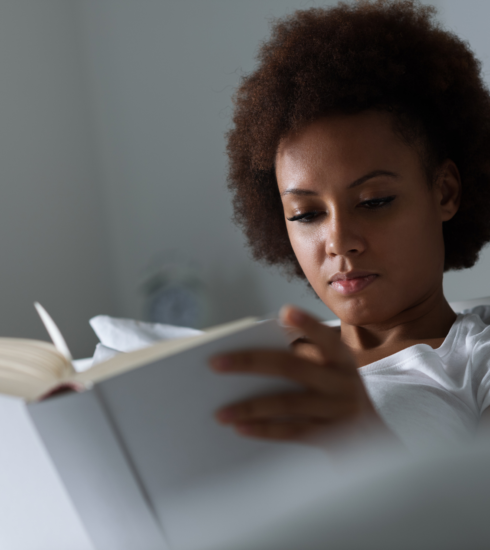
[286,196,396,223]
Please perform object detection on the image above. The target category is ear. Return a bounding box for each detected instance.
[433,159,461,222]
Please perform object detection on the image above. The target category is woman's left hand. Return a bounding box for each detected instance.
[209,306,386,443]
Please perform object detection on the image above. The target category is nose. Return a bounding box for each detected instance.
[325,212,365,258]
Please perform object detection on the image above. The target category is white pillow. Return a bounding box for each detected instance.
[89,315,203,365]
[90,315,203,351]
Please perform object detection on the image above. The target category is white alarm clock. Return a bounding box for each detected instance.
[142,254,210,328]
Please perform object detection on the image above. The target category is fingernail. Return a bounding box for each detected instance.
[210,356,232,371]
[282,307,308,325]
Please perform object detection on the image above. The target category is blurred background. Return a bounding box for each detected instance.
[0,0,488,358]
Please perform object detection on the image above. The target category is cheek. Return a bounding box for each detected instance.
[287,226,326,280]
[379,204,445,277]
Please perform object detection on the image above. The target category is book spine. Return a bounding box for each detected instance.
[27,390,169,550]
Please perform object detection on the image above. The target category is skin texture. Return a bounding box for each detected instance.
[211,111,461,442]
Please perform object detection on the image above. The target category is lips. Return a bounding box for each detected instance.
[329,271,378,296]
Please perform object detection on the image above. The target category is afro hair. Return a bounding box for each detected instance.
[226,0,490,279]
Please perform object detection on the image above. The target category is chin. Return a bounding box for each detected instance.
[324,295,389,326]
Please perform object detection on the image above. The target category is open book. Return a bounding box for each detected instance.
[20,303,310,550]
[0,303,270,401]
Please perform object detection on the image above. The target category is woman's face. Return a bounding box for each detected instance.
[275,111,459,326]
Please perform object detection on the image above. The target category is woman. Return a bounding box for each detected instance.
[210,0,490,451]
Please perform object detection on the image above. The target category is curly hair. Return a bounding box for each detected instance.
[226,0,490,279]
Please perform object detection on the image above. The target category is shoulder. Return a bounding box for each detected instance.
[452,307,490,371]
[454,306,490,347]
[456,307,490,413]
[459,304,490,325]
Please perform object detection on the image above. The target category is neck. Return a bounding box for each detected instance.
[339,286,457,354]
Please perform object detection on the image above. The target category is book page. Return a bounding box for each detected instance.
[0,339,70,400]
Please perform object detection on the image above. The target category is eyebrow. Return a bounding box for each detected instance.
[280,170,399,197]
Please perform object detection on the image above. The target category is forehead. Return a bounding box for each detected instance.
[275,111,419,188]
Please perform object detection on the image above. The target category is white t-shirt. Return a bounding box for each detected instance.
[360,305,490,452]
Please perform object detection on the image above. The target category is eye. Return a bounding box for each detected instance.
[286,211,321,223]
[360,196,396,209]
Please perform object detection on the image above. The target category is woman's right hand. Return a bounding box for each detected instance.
[210,306,393,444]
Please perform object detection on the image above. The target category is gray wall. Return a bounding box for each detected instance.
[0,1,115,358]
[1,0,489,357]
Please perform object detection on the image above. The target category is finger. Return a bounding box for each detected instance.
[216,392,359,423]
[210,350,355,393]
[280,305,357,372]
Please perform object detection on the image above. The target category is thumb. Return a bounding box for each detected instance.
[279,305,356,372]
